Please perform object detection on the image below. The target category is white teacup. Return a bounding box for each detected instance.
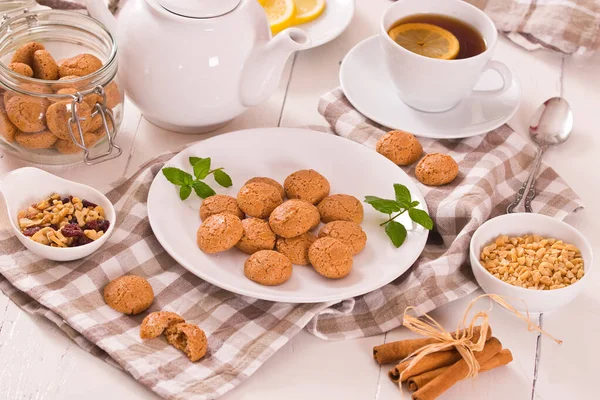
[380,0,515,113]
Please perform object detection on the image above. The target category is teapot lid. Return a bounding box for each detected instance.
[156,0,241,18]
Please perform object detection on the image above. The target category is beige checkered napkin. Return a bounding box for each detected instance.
[466,0,600,54]
[0,157,333,400]
[0,90,584,399]
[305,87,584,339]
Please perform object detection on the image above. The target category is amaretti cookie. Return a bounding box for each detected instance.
[15,130,57,149]
[269,199,320,238]
[317,194,364,224]
[54,132,99,154]
[0,111,18,143]
[8,62,33,77]
[164,323,208,362]
[415,153,459,186]
[376,130,423,165]
[46,100,92,140]
[196,213,244,254]
[5,95,48,133]
[318,221,367,256]
[245,177,285,199]
[237,181,283,219]
[308,237,353,279]
[236,218,277,254]
[103,275,154,315]
[199,194,244,221]
[57,53,103,77]
[284,169,330,204]
[11,41,45,65]
[140,311,185,339]
[32,50,59,80]
[276,232,316,266]
[244,250,293,286]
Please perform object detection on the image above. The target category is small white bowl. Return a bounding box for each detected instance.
[0,167,116,262]
[470,213,593,313]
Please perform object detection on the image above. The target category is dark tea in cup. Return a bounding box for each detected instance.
[388,13,486,60]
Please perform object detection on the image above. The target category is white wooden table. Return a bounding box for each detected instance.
[1,1,599,398]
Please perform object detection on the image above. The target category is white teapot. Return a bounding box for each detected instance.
[84,0,310,133]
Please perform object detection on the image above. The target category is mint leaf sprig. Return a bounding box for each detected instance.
[162,157,233,200]
[364,184,433,248]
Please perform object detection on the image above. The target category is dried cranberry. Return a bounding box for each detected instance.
[74,236,93,246]
[84,220,99,230]
[50,224,59,231]
[61,197,71,204]
[22,226,41,236]
[82,199,97,208]
[61,223,84,237]
[97,220,110,232]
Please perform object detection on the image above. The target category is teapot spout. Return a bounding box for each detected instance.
[240,28,310,108]
[83,0,117,35]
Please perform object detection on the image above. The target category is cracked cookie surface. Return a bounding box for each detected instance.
[244,250,293,286]
[237,182,283,219]
[197,213,244,253]
[317,194,364,224]
[269,199,320,238]
[103,275,154,315]
[308,237,353,279]
[318,221,367,255]
[283,169,330,204]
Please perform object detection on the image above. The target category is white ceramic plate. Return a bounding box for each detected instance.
[340,36,521,139]
[289,0,354,49]
[147,128,428,303]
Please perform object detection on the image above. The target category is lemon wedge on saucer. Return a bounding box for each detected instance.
[388,23,460,60]
[261,0,296,35]
[293,0,326,24]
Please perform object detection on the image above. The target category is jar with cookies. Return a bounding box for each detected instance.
[0,10,123,165]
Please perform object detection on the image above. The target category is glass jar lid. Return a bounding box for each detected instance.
[156,0,240,18]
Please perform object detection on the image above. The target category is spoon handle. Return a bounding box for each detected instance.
[524,147,547,212]
[506,147,544,213]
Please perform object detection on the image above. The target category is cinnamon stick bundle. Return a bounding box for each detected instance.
[406,349,513,392]
[387,325,493,383]
[374,325,491,365]
[389,350,462,383]
[412,337,503,400]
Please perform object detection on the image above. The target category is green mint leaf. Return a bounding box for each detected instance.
[393,184,412,208]
[179,185,192,200]
[410,201,420,208]
[385,220,407,248]
[162,167,193,186]
[193,158,211,180]
[189,157,204,166]
[213,169,233,188]
[364,196,402,214]
[409,208,434,230]
[192,180,216,199]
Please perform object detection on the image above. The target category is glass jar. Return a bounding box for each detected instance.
[0,10,123,165]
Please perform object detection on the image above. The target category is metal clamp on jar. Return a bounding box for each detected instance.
[0,9,124,165]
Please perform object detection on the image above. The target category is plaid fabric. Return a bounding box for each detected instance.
[0,87,584,399]
[466,0,600,54]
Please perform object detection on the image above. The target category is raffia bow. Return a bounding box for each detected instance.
[398,294,562,385]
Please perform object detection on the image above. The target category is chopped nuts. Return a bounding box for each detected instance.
[17,193,110,248]
[480,234,584,290]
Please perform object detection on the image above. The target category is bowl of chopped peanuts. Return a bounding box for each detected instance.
[1,167,116,261]
[470,213,593,313]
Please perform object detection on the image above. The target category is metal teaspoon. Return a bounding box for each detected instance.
[507,97,573,213]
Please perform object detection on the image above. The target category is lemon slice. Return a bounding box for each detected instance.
[261,0,296,35]
[388,23,460,60]
[293,0,326,25]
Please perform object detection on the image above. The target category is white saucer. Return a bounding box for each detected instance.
[285,0,354,49]
[339,36,521,139]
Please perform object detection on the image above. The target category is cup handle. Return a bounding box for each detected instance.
[472,60,513,98]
